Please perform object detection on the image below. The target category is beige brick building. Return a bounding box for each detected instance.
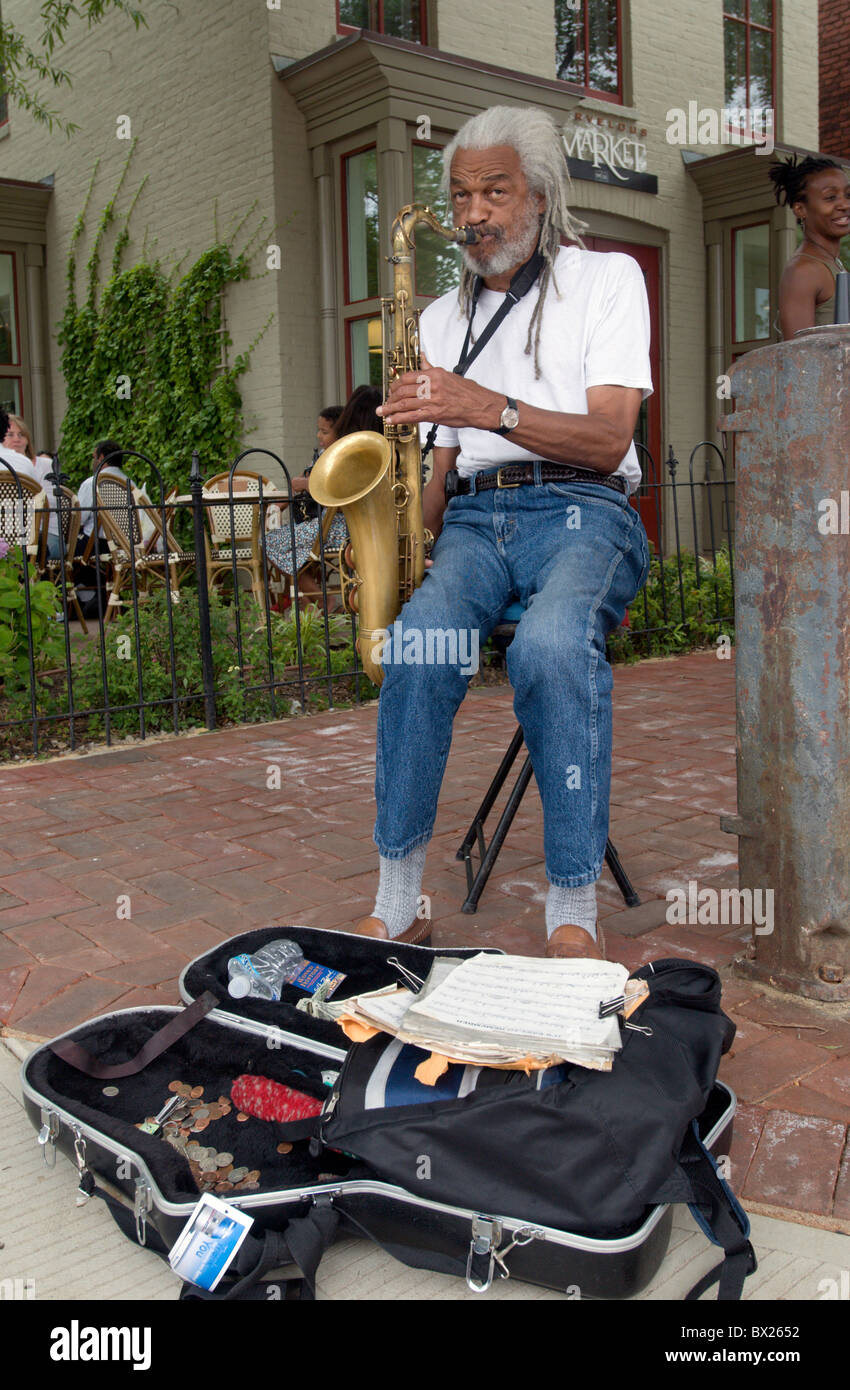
[0,0,823,547]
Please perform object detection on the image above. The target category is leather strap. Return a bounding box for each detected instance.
[451,463,628,496]
[49,990,220,1079]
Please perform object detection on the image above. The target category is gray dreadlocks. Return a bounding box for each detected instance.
[441,105,587,379]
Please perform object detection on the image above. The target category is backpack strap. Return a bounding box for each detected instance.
[679,1122,757,1301]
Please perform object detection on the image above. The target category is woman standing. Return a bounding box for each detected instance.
[771,154,850,339]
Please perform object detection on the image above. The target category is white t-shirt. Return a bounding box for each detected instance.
[419,244,652,493]
[0,443,39,481]
[77,467,129,537]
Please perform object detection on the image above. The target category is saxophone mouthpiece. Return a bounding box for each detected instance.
[456,225,480,245]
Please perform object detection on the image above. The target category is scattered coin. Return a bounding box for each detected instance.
[194,1108,210,1120]
[217,1095,229,1108]
[216,1152,233,1166]
[200,1158,218,1174]
[176,1083,192,1097]
[190,1086,204,1099]
[242,1182,260,1191]
[245,1170,260,1184]
[102,1086,120,1097]
[277,1142,292,1155]
[193,1119,210,1132]
[214,1182,232,1193]
[186,1143,201,1156]
[236,1113,249,1123]
[167,1081,181,1093]
[229,1167,248,1183]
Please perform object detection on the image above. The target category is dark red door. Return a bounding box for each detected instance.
[580,237,662,549]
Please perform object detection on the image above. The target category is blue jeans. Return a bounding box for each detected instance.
[374,471,650,886]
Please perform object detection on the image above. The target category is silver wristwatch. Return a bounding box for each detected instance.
[494,396,519,435]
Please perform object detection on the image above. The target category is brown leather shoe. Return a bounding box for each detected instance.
[545,923,605,960]
[352,915,432,947]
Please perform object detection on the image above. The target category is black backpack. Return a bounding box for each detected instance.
[308,957,755,1300]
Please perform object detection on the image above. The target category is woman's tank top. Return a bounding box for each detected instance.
[796,253,837,326]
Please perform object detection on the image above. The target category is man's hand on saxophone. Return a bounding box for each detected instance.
[378,355,505,431]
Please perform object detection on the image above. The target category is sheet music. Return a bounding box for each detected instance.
[404,954,628,1052]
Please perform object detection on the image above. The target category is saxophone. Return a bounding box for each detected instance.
[308,203,478,686]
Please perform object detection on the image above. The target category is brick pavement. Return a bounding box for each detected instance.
[1,649,848,1226]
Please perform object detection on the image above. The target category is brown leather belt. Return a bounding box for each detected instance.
[447,462,628,497]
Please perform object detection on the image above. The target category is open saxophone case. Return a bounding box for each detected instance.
[21,925,753,1301]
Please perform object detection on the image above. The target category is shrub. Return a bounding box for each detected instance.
[0,543,64,687]
[24,590,375,744]
[608,546,735,662]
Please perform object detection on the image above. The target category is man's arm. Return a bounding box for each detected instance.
[423,446,459,540]
[380,367,642,476]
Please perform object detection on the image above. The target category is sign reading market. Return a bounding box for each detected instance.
[562,110,658,194]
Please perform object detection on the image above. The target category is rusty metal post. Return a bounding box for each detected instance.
[722,325,850,1001]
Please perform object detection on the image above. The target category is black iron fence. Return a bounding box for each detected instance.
[0,443,735,760]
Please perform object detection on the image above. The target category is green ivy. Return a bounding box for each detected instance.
[57,148,271,497]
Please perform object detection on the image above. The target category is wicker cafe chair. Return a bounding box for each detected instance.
[43,486,89,632]
[94,473,194,624]
[0,469,48,564]
[203,470,277,604]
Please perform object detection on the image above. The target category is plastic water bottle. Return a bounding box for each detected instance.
[226,939,305,1000]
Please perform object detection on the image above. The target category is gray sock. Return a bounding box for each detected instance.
[545,881,598,939]
[373,845,428,938]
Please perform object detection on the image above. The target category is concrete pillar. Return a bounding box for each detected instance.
[722,325,850,1000]
[24,245,50,451]
[313,145,338,407]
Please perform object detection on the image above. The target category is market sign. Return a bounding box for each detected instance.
[562,111,658,194]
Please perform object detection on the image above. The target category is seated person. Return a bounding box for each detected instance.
[289,405,344,525]
[74,440,130,614]
[1,414,63,557]
[0,408,61,556]
[265,387,380,582]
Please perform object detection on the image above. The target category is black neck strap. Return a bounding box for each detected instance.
[421,247,544,464]
[454,247,545,376]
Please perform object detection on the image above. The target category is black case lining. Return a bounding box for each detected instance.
[26,1012,358,1202]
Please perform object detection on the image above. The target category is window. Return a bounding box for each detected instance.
[723,1,774,112]
[732,222,770,344]
[347,314,383,390]
[342,147,382,392]
[555,0,621,102]
[344,147,379,303]
[0,1,7,126]
[0,253,19,366]
[0,252,22,414]
[337,1,427,43]
[412,143,460,299]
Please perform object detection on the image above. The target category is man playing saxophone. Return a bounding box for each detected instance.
[353,104,652,959]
